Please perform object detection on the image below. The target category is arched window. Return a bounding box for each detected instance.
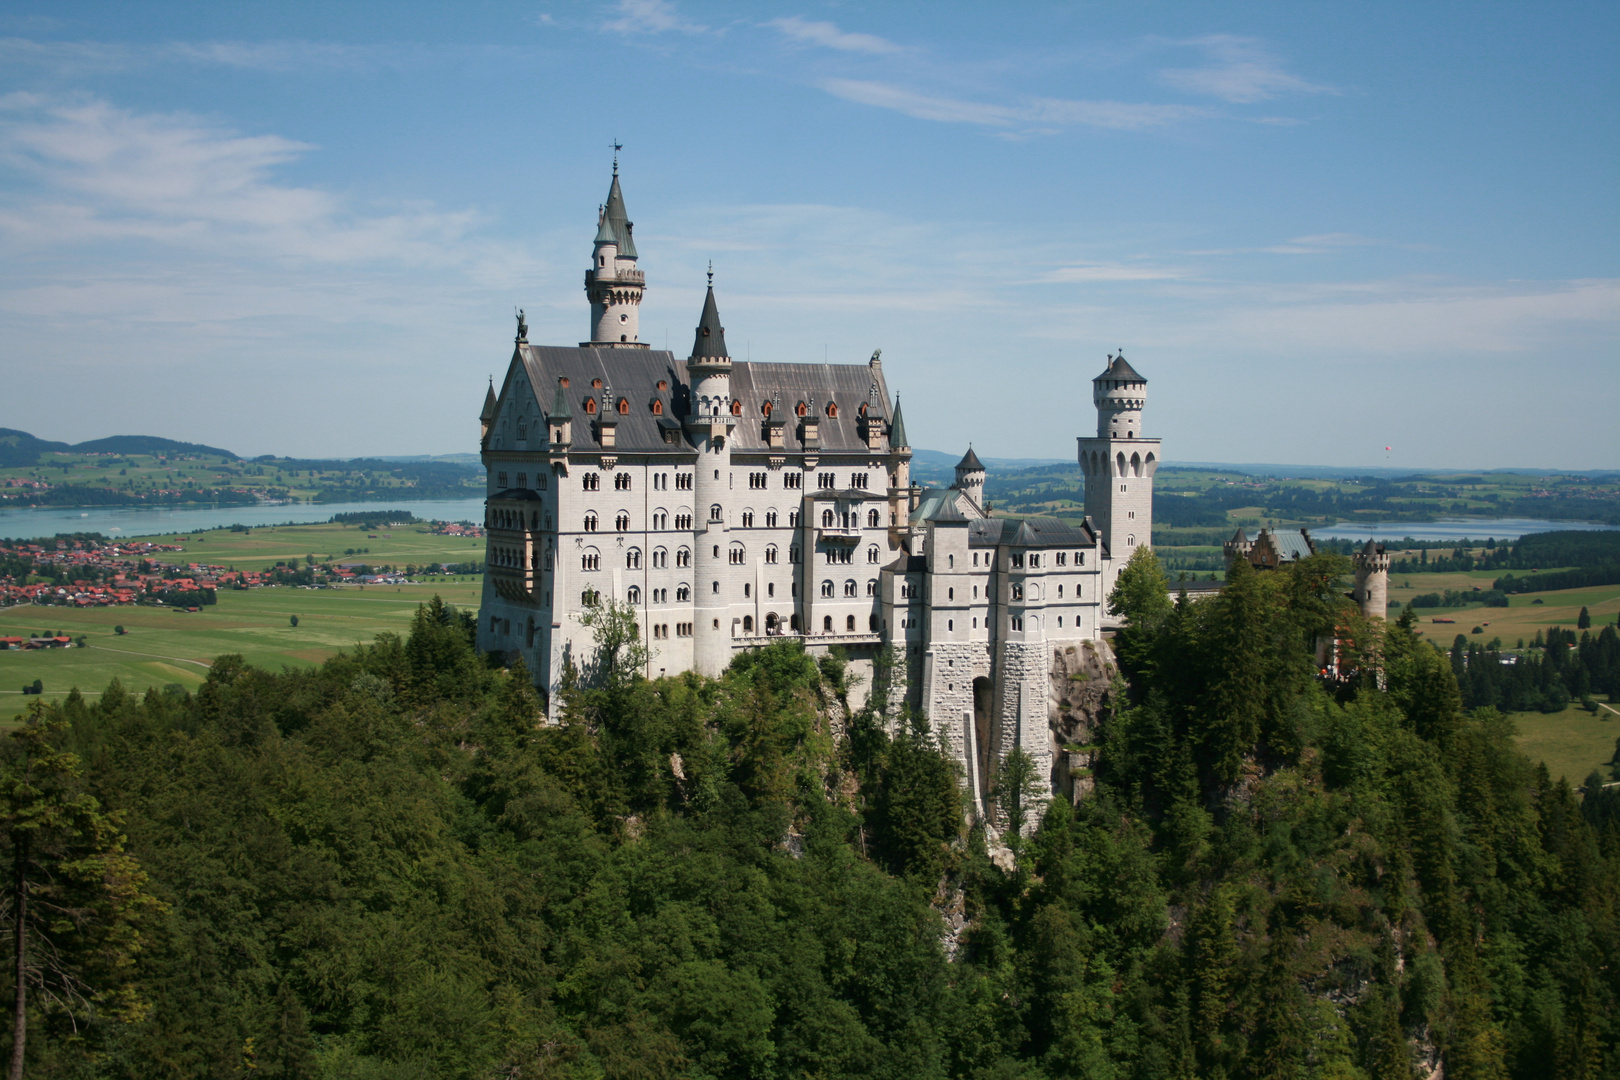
[791,614,801,631]
[653,548,667,568]
[823,615,833,632]
[583,513,598,532]
[867,508,880,527]
[591,378,603,389]
[867,546,880,564]
[844,580,857,598]
[765,510,777,527]
[870,613,881,632]
[742,615,753,633]
[676,584,690,602]
[822,508,834,527]
[1127,534,1136,546]
[581,552,600,571]
[820,580,834,598]
[626,548,641,569]
[616,513,630,531]
[627,585,641,604]
[729,545,745,565]
[866,580,877,597]
[765,545,778,564]
[742,510,754,528]
[846,614,856,631]
[581,589,600,607]
[710,504,723,522]
[582,473,600,491]
[788,510,799,527]
[676,547,691,567]
[614,472,631,490]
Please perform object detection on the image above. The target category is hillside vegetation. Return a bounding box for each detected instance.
[0,559,1615,1078]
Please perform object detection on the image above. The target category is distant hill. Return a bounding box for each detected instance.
[0,429,236,466]
[0,428,71,467]
[71,435,237,459]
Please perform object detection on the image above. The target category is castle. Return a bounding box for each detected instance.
[475,163,1185,819]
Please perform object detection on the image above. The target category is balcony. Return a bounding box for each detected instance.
[817,526,862,542]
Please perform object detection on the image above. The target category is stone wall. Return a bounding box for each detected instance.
[1046,636,1117,803]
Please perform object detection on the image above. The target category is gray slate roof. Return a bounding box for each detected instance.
[956,447,985,472]
[1262,528,1315,563]
[968,516,1096,549]
[1097,353,1145,383]
[690,287,728,359]
[602,173,637,257]
[889,396,909,448]
[507,345,898,457]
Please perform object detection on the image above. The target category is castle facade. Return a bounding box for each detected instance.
[476,165,1160,820]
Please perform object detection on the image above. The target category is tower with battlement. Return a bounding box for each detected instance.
[1353,539,1391,620]
[1076,353,1159,606]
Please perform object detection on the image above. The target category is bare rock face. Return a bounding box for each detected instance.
[1048,638,1117,803]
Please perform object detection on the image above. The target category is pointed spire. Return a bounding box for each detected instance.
[602,167,637,258]
[690,278,729,360]
[549,383,572,421]
[481,380,498,421]
[956,446,984,473]
[889,395,909,448]
[594,205,616,245]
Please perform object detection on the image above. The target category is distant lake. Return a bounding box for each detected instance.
[0,497,489,541]
[1312,518,1620,542]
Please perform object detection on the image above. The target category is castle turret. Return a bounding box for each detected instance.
[1353,539,1391,620]
[480,380,498,444]
[1077,351,1161,606]
[583,155,648,348]
[1223,526,1252,569]
[954,446,985,509]
[686,274,736,676]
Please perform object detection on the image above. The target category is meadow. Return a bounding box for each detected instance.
[1,520,484,713]
[1508,702,1620,787]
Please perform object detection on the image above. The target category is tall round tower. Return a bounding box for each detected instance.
[1076,351,1161,607]
[1353,539,1391,620]
[583,157,648,348]
[953,446,986,509]
[686,274,736,676]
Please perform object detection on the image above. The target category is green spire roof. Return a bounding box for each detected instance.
[889,395,909,448]
[690,285,729,359]
[480,381,498,421]
[594,207,617,245]
[549,384,572,421]
[602,172,637,258]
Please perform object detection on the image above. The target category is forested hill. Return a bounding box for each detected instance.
[1,572,1616,1078]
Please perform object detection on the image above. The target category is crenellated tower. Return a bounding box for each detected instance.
[1353,539,1391,620]
[686,272,736,676]
[1077,352,1160,605]
[583,154,648,348]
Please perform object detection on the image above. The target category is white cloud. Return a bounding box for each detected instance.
[603,0,707,36]
[1044,263,1189,282]
[819,79,1209,131]
[1159,35,1335,104]
[0,35,408,75]
[767,16,901,55]
[0,95,500,268]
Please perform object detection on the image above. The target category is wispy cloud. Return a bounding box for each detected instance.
[0,94,501,269]
[1159,35,1335,103]
[1044,263,1190,283]
[767,16,901,55]
[819,79,1209,131]
[603,0,707,36]
[0,35,420,75]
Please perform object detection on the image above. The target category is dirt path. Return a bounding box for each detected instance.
[88,645,213,669]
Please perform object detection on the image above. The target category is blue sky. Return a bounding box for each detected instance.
[0,1,1614,469]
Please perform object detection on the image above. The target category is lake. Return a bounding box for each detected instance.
[1311,518,1620,542]
[0,497,489,540]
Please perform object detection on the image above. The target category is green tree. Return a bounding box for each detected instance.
[288,615,298,628]
[0,704,157,1078]
[1577,605,1591,629]
[579,599,651,690]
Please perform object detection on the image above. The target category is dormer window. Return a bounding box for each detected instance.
[826,402,838,418]
[584,399,597,415]
[651,399,663,415]
[592,378,603,389]
[731,400,742,416]
[657,379,668,390]
[617,398,629,415]
[762,400,772,417]
[796,401,808,417]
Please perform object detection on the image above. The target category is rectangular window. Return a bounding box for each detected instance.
[784,474,802,490]
[676,473,693,490]
[850,472,868,489]
[497,471,508,487]
[1128,511,1135,520]
[818,473,836,489]
[516,473,527,489]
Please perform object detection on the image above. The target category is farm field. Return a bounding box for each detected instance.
[0,579,484,712]
[152,519,486,570]
[1399,578,1620,645]
[1,520,485,714]
[1508,703,1619,786]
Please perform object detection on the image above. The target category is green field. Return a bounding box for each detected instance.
[1509,703,1620,786]
[1,520,485,715]
[149,519,486,570]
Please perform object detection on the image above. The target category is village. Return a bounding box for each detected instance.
[0,519,486,638]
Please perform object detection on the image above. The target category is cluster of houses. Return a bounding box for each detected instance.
[0,635,76,651]
[0,537,241,609]
[429,521,484,538]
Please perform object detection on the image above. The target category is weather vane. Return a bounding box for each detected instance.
[707,260,713,287]
[612,140,622,174]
